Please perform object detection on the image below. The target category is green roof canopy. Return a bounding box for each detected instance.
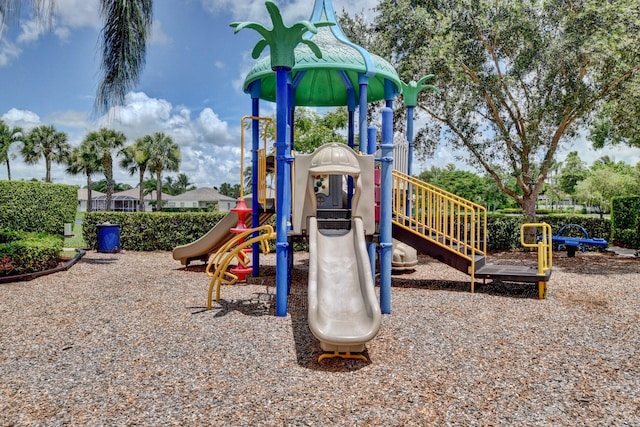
[243,0,401,107]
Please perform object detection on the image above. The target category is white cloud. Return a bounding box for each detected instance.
[2,92,245,188]
[0,39,21,66]
[201,0,379,25]
[94,91,241,188]
[13,0,98,44]
[149,19,170,46]
[47,110,91,129]
[2,108,41,130]
[55,0,101,29]
[17,19,45,43]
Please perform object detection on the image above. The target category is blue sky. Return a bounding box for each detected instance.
[1,0,639,189]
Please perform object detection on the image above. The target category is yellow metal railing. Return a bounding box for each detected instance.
[392,170,487,280]
[240,116,275,202]
[257,148,267,207]
[520,222,553,299]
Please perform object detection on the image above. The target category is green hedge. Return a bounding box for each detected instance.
[0,181,77,235]
[83,211,228,251]
[610,196,640,248]
[0,231,63,275]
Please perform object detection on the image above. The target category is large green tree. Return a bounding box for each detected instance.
[293,107,348,154]
[21,124,70,182]
[84,128,127,211]
[590,79,640,149]
[417,164,513,211]
[350,0,640,220]
[120,136,152,211]
[575,159,640,216]
[0,0,152,114]
[146,132,180,211]
[558,151,588,198]
[66,139,102,212]
[0,119,22,180]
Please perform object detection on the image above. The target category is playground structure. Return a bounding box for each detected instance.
[173,0,555,361]
[552,223,609,257]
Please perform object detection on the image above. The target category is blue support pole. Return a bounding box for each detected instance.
[379,107,394,314]
[251,84,261,276]
[347,87,356,150]
[367,125,377,278]
[274,67,292,317]
[384,79,395,110]
[358,74,369,153]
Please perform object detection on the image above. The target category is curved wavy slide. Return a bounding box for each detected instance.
[172,211,272,266]
[307,217,381,361]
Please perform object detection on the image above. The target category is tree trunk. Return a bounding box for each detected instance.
[138,169,145,212]
[6,159,11,180]
[156,170,162,211]
[104,158,113,212]
[521,195,538,245]
[86,174,93,213]
[45,156,52,182]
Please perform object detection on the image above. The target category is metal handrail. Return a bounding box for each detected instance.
[520,222,553,276]
[240,116,275,200]
[391,169,488,264]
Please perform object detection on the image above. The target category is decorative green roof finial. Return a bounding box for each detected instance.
[401,75,439,107]
[230,1,334,70]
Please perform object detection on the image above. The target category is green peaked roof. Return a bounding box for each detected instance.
[242,0,401,106]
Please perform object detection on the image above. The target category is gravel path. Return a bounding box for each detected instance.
[1,250,639,426]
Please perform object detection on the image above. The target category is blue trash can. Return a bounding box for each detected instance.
[97,223,121,253]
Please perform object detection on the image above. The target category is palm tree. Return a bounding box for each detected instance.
[146,132,180,211]
[66,140,101,212]
[120,136,152,211]
[84,128,126,211]
[21,125,70,182]
[175,172,194,194]
[163,172,194,195]
[0,119,22,180]
[0,0,152,114]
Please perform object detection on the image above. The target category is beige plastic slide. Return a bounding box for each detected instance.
[307,216,382,355]
[172,211,273,266]
[172,212,240,265]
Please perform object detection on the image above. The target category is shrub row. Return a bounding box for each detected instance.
[611,196,640,248]
[83,210,613,253]
[83,211,228,251]
[0,181,77,235]
[0,231,63,276]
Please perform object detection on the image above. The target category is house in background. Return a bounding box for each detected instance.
[93,188,157,212]
[77,187,238,212]
[165,187,238,212]
[77,188,155,212]
[77,188,105,212]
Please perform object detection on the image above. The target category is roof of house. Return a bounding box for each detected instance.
[166,187,237,202]
[78,188,105,200]
[110,188,157,200]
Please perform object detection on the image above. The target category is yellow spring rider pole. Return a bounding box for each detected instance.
[206,225,276,309]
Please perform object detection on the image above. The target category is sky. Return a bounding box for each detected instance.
[1,0,639,190]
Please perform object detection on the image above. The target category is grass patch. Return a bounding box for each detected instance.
[64,212,87,249]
